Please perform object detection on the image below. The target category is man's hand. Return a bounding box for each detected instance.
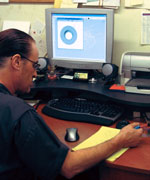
[114,122,143,148]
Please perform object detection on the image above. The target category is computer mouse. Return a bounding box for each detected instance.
[116,120,130,129]
[65,128,79,142]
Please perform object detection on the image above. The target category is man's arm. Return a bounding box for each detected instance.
[61,122,143,179]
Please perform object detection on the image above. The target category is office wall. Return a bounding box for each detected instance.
[0,3,52,57]
[114,2,150,67]
[0,1,150,68]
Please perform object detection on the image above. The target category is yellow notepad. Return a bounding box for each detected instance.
[72,126,128,162]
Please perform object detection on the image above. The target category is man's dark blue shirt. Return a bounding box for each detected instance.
[0,83,69,180]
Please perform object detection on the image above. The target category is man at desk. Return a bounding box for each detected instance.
[0,29,143,180]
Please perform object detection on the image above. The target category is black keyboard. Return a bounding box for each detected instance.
[42,97,124,126]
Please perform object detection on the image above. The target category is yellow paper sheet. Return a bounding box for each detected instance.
[72,126,128,162]
[54,0,62,8]
[54,0,78,8]
[61,0,78,8]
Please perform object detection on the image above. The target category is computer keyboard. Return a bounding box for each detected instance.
[42,97,124,126]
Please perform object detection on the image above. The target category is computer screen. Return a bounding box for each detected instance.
[45,8,114,70]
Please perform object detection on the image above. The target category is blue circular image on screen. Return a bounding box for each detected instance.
[60,26,77,45]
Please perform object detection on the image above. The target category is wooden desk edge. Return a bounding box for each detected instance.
[36,104,150,175]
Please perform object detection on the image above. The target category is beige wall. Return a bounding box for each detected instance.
[0,3,53,57]
[0,1,150,67]
[114,1,150,67]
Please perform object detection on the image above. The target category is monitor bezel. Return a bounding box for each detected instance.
[45,8,114,70]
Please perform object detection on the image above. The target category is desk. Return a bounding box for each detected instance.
[32,78,150,110]
[37,104,150,180]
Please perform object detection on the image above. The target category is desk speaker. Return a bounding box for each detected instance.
[37,57,49,74]
[102,63,118,81]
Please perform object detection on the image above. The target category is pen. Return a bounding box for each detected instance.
[134,125,141,129]
[134,124,149,129]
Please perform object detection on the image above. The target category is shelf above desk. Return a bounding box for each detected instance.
[32,78,150,109]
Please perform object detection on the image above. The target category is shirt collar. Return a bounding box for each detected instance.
[0,83,12,95]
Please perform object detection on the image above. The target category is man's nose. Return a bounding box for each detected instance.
[33,70,38,78]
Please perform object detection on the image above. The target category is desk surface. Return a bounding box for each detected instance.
[33,78,150,109]
[37,104,150,178]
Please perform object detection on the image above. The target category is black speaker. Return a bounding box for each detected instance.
[102,63,118,82]
[37,57,49,74]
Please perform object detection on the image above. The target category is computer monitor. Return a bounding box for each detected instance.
[45,8,114,70]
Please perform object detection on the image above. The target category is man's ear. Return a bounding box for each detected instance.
[11,54,22,70]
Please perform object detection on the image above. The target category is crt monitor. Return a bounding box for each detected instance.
[45,8,114,70]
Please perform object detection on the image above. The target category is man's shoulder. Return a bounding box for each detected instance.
[0,92,35,115]
[0,92,27,105]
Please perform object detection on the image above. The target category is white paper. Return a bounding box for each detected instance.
[143,0,150,8]
[125,0,131,6]
[125,0,150,9]
[125,0,143,6]
[141,12,150,44]
[73,0,87,3]
[102,0,120,7]
[30,20,45,35]
[2,20,30,34]
[0,0,9,2]
[61,75,73,79]
[61,0,78,8]
[83,0,99,6]
[30,32,47,57]
[131,0,143,6]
